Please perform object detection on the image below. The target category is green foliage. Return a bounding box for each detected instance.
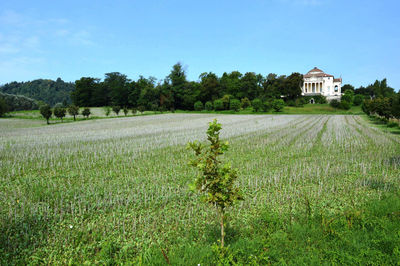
[353,94,364,106]
[137,105,145,113]
[67,105,79,121]
[229,99,241,112]
[1,78,73,106]
[339,101,351,110]
[362,97,392,119]
[251,98,262,112]
[330,99,340,109]
[0,92,38,111]
[205,101,213,111]
[123,106,129,116]
[213,99,224,111]
[221,94,233,110]
[112,106,121,115]
[240,97,251,109]
[341,94,353,105]
[188,119,244,247]
[39,104,52,124]
[0,97,8,117]
[194,101,204,111]
[262,100,272,112]
[272,99,285,112]
[103,106,111,116]
[54,104,66,122]
[82,108,91,118]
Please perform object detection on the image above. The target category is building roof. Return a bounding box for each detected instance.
[333,78,342,82]
[304,67,334,78]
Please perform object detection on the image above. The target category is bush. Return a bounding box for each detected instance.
[341,94,353,105]
[272,99,285,112]
[229,99,241,112]
[241,97,251,109]
[194,101,204,111]
[138,106,145,113]
[0,92,38,111]
[353,94,364,106]
[205,101,213,111]
[214,100,224,111]
[330,99,340,109]
[123,106,129,116]
[82,108,91,118]
[252,99,263,112]
[112,106,121,115]
[221,95,233,110]
[339,101,351,110]
[262,100,272,112]
[103,106,111,116]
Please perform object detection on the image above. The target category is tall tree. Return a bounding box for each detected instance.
[104,72,130,107]
[199,72,220,102]
[72,77,100,107]
[168,63,188,109]
[283,72,303,100]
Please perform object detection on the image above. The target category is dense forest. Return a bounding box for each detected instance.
[0,78,74,106]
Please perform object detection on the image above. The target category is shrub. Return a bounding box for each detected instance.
[112,106,121,115]
[54,103,66,122]
[262,100,272,112]
[82,108,91,118]
[123,106,129,116]
[104,106,111,116]
[339,101,351,110]
[187,119,243,248]
[353,94,364,106]
[131,108,137,115]
[138,106,145,113]
[341,94,353,105]
[272,99,285,112]
[241,97,251,109]
[221,95,233,110]
[387,121,398,128]
[252,98,263,112]
[39,104,52,124]
[205,101,213,111]
[194,101,204,111]
[67,105,79,121]
[330,99,340,109]
[229,99,241,112]
[214,100,224,111]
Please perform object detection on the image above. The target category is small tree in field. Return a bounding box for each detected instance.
[82,108,91,118]
[54,103,66,122]
[187,119,244,248]
[67,105,79,121]
[40,104,52,124]
[112,105,121,116]
[104,106,111,116]
[138,105,145,114]
[123,106,129,116]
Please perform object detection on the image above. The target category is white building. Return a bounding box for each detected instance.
[302,67,342,101]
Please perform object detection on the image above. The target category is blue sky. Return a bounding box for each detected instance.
[0,0,399,90]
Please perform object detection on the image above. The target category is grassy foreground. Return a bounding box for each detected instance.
[1,114,399,264]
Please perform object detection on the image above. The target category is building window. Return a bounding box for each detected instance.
[334,85,338,92]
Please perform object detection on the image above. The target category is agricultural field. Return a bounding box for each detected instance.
[1,114,400,264]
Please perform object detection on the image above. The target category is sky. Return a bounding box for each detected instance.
[0,0,399,90]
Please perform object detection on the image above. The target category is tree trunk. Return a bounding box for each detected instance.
[46,118,49,125]
[220,212,224,248]
[73,115,76,121]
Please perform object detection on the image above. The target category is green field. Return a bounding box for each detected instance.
[1,114,400,264]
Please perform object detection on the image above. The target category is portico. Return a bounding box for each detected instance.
[302,67,342,101]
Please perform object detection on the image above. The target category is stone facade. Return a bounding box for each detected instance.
[302,67,342,101]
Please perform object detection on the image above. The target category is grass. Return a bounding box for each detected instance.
[1,114,399,264]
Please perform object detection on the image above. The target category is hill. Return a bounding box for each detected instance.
[0,78,74,106]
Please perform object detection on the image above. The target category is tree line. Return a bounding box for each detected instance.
[71,63,304,111]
